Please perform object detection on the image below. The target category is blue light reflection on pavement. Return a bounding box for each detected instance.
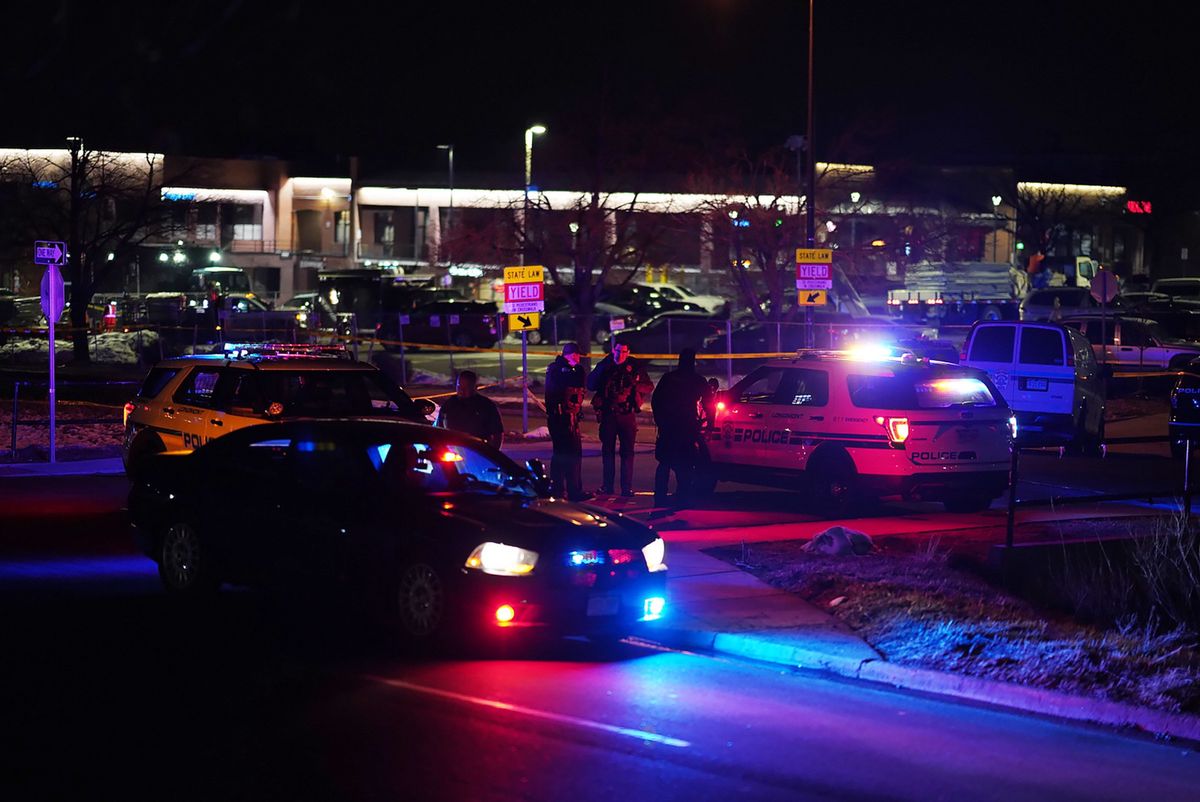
[0,555,157,584]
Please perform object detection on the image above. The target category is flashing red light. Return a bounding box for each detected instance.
[608,549,638,565]
[874,415,910,445]
[1126,200,1152,215]
[494,604,516,624]
[123,402,136,427]
[440,451,464,463]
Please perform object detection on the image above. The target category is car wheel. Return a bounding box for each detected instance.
[1171,355,1195,371]
[980,304,1003,321]
[452,332,474,348]
[158,522,217,596]
[394,561,445,638]
[527,329,544,345]
[809,451,858,518]
[943,494,993,513]
[594,329,612,345]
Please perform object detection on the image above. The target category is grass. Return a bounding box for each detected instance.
[707,526,1200,714]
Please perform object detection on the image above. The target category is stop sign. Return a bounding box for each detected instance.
[40,264,65,321]
[1090,270,1120,304]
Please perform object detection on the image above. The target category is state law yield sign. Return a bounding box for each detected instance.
[796,248,833,292]
[503,265,545,314]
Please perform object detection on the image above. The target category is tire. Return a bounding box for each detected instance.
[808,451,859,518]
[593,329,612,345]
[158,522,218,596]
[943,494,993,513]
[452,332,474,348]
[980,304,1003,321]
[393,561,446,639]
[527,330,544,345]
[1170,355,1194,371]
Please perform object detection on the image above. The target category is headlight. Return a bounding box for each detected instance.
[465,542,538,576]
[642,537,667,573]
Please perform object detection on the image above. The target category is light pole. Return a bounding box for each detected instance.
[991,194,1002,262]
[520,125,545,433]
[804,0,816,347]
[437,144,454,264]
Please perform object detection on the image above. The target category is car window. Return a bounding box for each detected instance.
[221,369,263,414]
[290,438,374,493]
[848,373,997,409]
[385,442,534,497]
[968,326,1015,362]
[734,367,787,404]
[782,369,829,406]
[173,367,223,408]
[257,370,416,417]
[1120,321,1148,347]
[1082,320,1116,346]
[137,367,179,399]
[1018,328,1065,366]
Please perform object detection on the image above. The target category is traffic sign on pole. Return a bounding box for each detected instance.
[796,248,833,295]
[37,257,65,464]
[505,266,545,435]
[41,264,65,322]
[34,240,66,266]
[508,311,540,331]
[798,290,828,306]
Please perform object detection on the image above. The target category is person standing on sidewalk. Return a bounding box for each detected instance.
[435,370,504,450]
[587,339,653,497]
[650,348,709,507]
[544,342,589,501]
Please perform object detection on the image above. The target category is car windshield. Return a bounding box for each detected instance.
[848,372,997,409]
[383,441,537,498]
[257,370,418,417]
[674,285,697,297]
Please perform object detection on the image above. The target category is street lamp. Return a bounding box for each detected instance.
[991,195,1002,262]
[522,125,546,267]
[438,144,454,264]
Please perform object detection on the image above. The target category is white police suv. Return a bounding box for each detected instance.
[705,350,1015,515]
[122,344,434,474]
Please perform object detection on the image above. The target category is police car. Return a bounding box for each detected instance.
[122,343,435,474]
[1169,358,1200,459]
[705,349,1015,515]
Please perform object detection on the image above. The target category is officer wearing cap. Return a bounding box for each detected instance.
[544,342,589,500]
[587,339,654,497]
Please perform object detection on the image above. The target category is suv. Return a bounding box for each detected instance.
[122,344,435,474]
[1061,314,1200,371]
[705,352,1014,515]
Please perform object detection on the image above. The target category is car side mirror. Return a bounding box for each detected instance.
[417,399,436,418]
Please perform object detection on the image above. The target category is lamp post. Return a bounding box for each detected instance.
[803,0,816,347]
[520,125,545,433]
[437,144,454,264]
[991,194,1002,262]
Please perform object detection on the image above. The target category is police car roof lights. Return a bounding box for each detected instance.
[222,342,350,360]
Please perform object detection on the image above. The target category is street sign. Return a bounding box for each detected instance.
[609,317,626,332]
[34,240,66,266]
[503,265,546,315]
[1090,270,1120,304]
[508,311,540,332]
[40,264,65,321]
[796,248,833,292]
[797,290,828,306]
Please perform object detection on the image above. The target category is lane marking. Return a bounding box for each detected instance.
[370,676,691,748]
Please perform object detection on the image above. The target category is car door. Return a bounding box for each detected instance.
[1115,320,1156,369]
[1014,326,1072,416]
[963,324,1017,401]
[169,366,224,451]
[719,365,789,466]
[206,367,266,436]
[759,367,830,471]
[1080,319,1118,367]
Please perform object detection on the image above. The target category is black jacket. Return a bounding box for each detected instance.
[651,367,709,434]
[587,355,654,415]
[545,356,585,413]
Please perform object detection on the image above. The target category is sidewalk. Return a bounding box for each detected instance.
[0,457,125,477]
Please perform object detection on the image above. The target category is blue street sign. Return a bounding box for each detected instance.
[35,240,66,266]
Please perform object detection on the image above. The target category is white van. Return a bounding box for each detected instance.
[961,321,1105,454]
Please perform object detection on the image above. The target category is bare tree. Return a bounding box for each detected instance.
[0,140,171,362]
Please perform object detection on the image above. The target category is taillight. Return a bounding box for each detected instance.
[123,401,136,427]
[874,415,910,446]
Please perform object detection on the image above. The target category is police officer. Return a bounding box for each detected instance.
[651,348,710,507]
[587,339,653,497]
[435,370,504,449]
[544,342,589,501]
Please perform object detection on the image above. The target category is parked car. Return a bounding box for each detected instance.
[378,299,500,349]
[700,312,957,363]
[1152,278,1200,300]
[1020,287,1121,321]
[1061,314,1200,371]
[128,419,668,643]
[961,320,1105,452]
[1169,359,1200,458]
[526,303,634,345]
[634,282,727,314]
[705,352,1014,514]
[600,283,709,318]
[278,291,354,335]
[611,310,725,356]
[122,344,434,474]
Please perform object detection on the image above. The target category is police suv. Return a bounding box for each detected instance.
[706,351,1015,515]
[122,344,434,474]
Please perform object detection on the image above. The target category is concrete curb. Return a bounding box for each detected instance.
[648,625,1200,744]
[0,457,125,477]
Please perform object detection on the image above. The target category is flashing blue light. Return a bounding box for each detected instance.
[368,443,392,470]
[733,219,751,228]
[31,180,57,189]
[163,190,198,202]
[567,550,605,566]
[296,441,316,453]
[640,596,666,621]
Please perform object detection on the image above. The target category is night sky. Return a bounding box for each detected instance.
[4,1,1196,191]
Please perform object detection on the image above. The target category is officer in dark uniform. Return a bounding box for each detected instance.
[651,348,710,507]
[587,340,654,497]
[544,342,589,501]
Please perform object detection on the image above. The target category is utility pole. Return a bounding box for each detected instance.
[804,0,816,348]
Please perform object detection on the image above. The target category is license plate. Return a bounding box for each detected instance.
[1024,377,1049,391]
[587,595,620,617]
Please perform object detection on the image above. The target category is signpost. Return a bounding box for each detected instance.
[797,249,833,337]
[504,265,546,432]
[36,241,67,464]
[1090,269,1119,365]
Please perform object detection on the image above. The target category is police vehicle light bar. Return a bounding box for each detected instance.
[222,342,349,358]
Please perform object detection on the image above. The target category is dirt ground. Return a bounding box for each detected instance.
[708,518,1200,715]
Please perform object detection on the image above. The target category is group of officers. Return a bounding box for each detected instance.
[435,339,717,507]
[544,340,715,506]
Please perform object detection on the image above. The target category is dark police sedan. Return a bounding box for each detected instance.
[128,420,667,643]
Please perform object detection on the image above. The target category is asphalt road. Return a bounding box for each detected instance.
[3,457,1198,800]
